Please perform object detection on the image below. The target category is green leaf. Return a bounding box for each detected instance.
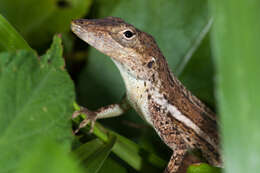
[179,34,215,107]
[210,0,260,173]
[110,130,164,170]
[0,36,75,172]
[75,135,117,173]
[15,138,83,173]
[0,14,32,52]
[99,158,127,173]
[187,163,221,173]
[41,35,65,68]
[73,138,105,162]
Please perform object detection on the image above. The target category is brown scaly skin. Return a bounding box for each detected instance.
[71,17,222,173]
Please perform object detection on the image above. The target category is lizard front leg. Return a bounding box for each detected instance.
[164,148,188,173]
[73,95,130,133]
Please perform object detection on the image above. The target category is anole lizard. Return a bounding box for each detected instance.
[71,17,222,173]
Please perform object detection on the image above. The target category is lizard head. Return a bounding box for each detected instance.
[71,17,165,80]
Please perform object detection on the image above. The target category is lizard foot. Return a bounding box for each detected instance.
[72,106,97,134]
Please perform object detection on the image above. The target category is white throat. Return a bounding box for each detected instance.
[112,59,153,125]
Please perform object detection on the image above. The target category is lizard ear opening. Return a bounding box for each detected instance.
[147,60,155,68]
[147,57,156,69]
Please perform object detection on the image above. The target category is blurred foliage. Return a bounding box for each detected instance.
[187,163,221,173]
[0,0,92,50]
[210,0,260,173]
[0,0,225,173]
[74,135,116,173]
[0,15,33,52]
[179,34,215,108]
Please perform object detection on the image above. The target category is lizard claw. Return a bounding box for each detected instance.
[72,107,97,134]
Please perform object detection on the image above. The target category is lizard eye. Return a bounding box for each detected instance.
[123,30,134,39]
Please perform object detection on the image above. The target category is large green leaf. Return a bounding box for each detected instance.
[0,36,75,172]
[15,138,83,173]
[210,0,260,173]
[179,34,215,107]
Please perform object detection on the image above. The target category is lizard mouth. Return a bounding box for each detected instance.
[71,21,84,36]
[71,19,116,58]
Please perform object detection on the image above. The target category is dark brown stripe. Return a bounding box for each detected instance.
[161,87,219,145]
[166,112,221,163]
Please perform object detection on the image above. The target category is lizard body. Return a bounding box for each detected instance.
[71,17,222,173]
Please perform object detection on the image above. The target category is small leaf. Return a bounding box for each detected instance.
[79,135,117,173]
[187,163,221,173]
[99,158,127,173]
[73,138,104,161]
[41,35,65,68]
